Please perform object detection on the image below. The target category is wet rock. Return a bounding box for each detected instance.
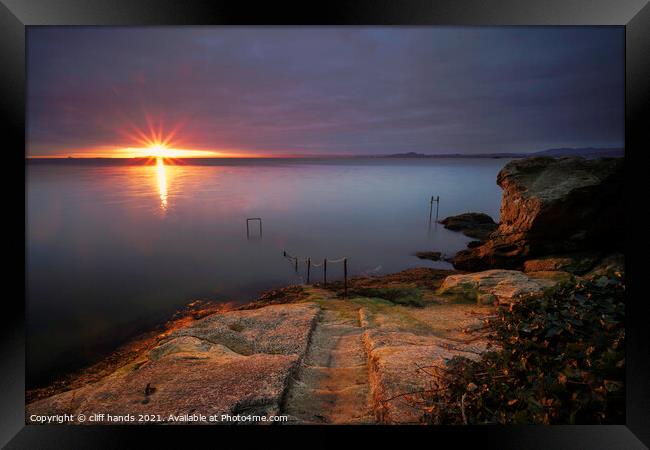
[452,157,623,271]
[414,251,442,261]
[439,212,497,241]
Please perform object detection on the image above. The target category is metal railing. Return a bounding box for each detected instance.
[283,250,349,297]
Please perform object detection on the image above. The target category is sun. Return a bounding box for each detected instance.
[147,144,171,158]
[116,117,252,158]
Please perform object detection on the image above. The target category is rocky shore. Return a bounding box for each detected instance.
[449,156,623,271]
[26,156,624,425]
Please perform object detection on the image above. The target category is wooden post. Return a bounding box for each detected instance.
[344,258,348,298]
[294,257,298,272]
[323,258,327,287]
[306,258,311,284]
[429,196,433,222]
[436,196,440,221]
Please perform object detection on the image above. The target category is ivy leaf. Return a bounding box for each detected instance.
[546,327,563,337]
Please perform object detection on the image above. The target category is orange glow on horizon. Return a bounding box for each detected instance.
[27,115,268,159]
[117,119,249,158]
[28,149,297,159]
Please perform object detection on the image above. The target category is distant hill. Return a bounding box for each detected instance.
[382,147,624,159]
[531,147,624,158]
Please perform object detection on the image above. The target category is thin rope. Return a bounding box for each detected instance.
[327,257,347,263]
[283,250,348,265]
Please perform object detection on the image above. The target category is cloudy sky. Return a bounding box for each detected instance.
[27,27,624,157]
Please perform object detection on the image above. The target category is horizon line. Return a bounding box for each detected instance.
[25,146,624,160]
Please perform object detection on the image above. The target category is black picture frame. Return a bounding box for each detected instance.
[2,1,648,448]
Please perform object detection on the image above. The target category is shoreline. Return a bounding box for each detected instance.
[26,267,458,405]
[26,300,237,403]
[27,258,623,424]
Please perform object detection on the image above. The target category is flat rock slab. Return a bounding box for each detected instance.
[437,269,572,305]
[364,329,489,424]
[27,303,320,424]
[171,302,320,356]
[356,298,492,424]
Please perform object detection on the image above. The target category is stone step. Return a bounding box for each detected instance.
[304,341,366,367]
[317,324,360,334]
[285,384,372,424]
[328,344,367,367]
[283,305,375,424]
[293,365,368,390]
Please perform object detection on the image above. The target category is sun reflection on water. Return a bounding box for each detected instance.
[156,157,168,211]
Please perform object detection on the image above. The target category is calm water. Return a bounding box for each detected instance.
[26,157,507,386]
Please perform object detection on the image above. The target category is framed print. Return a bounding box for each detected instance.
[1,0,648,448]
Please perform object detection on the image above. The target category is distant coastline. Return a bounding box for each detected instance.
[26,146,624,162]
[379,147,624,159]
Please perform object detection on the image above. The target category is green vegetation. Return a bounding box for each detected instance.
[344,287,425,307]
[421,273,625,424]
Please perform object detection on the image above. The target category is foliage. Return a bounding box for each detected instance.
[421,272,625,424]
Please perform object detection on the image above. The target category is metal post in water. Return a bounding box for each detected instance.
[429,196,440,223]
[307,258,311,284]
[246,218,262,239]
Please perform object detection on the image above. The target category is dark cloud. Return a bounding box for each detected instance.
[27,27,624,156]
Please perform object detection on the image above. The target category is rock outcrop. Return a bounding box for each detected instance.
[414,251,442,261]
[452,157,623,271]
[523,252,601,275]
[439,212,497,241]
[437,269,573,305]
